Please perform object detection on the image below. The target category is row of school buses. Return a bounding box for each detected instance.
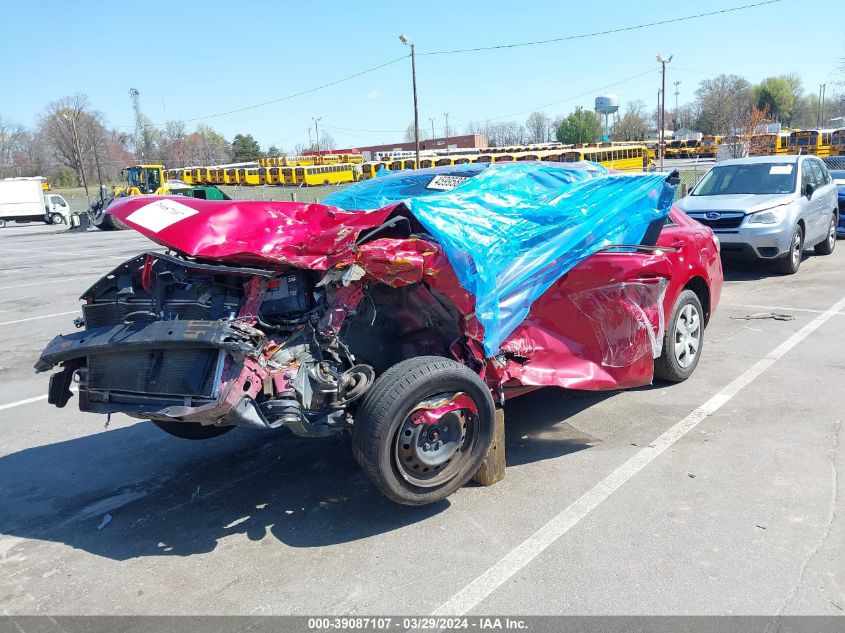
[166,143,655,187]
[666,129,845,159]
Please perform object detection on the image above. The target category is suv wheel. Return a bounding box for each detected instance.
[814,215,837,255]
[774,224,804,275]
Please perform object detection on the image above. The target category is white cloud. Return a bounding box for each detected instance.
[365,89,380,100]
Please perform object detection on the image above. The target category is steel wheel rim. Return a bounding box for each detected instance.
[394,398,477,488]
[829,219,836,248]
[673,302,701,369]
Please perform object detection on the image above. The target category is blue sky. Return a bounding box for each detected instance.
[0,0,839,150]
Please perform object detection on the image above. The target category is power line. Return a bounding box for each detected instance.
[320,68,659,139]
[111,55,408,129]
[419,0,782,56]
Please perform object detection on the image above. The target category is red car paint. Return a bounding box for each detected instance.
[106,196,722,396]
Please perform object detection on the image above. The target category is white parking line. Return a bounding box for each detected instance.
[0,276,97,291]
[0,387,77,412]
[728,302,845,316]
[0,310,78,327]
[432,293,845,617]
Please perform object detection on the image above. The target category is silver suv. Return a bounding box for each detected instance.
[676,155,838,274]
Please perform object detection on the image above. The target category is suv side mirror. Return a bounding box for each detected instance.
[804,183,814,198]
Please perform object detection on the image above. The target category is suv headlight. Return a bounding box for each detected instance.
[746,206,788,225]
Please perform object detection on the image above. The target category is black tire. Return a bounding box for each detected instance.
[352,356,496,505]
[95,213,128,231]
[654,289,704,383]
[0,219,6,228]
[50,213,64,225]
[774,224,804,275]
[814,214,837,255]
[152,420,235,440]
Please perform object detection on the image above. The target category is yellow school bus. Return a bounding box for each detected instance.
[789,129,833,156]
[435,157,456,167]
[562,145,649,171]
[361,161,387,179]
[295,163,357,186]
[749,133,791,157]
[830,129,845,156]
[237,168,261,185]
[698,135,722,159]
[281,166,297,185]
[388,159,405,171]
[419,158,437,168]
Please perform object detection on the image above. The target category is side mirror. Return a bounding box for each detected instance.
[804,183,814,198]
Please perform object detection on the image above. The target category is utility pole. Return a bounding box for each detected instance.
[430,117,436,140]
[576,106,583,144]
[673,80,681,129]
[62,113,89,200]
[399,34,420,167]
[443,112,450,138]
[816,84,827,129]
[312,116,321,157]
[657,54,673,170]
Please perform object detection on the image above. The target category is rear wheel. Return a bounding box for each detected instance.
[654,289,704,383]
[152,420,235,440]
[352,356,496,505]
[774,224,804,275]
[814,215,837,255]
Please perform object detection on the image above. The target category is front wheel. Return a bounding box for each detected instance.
[0,219,6,228]
[50,213,65,225]
[654,289,704,383]
[814,215,837,255]
[352,356,496,505]
[774,224,804,275]
[152,420,235,440]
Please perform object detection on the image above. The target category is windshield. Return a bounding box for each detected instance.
[692,163,797,196]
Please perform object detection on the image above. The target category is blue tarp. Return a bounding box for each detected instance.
[324,162,674,356]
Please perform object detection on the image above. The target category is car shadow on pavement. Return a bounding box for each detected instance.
[0,389,603,560]
[720,252,816,281]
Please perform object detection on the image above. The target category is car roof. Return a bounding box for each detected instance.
[715,155,806,167]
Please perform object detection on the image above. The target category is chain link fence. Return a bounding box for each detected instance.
[220,183,351,204]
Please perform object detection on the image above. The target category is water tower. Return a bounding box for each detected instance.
[595,94,619,140]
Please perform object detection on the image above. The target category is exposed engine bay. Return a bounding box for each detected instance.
[36,250,462,437]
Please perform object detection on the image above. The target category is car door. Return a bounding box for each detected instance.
[807,159,831,243]
[798,159,821,242]
[812,159,837,238]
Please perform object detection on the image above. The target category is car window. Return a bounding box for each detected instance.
[801,160,814,190]
[813,160,830,185]
[692,162,796,195]
[808,160,825,187]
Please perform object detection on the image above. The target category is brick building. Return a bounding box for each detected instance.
[358,134,488,160]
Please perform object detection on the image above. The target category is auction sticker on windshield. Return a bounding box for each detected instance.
[769,165,793,175]
[427,175,470,190]
[125,199,199,232]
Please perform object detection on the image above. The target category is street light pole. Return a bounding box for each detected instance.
[312,116,322,158]
[62,113,89,200]
[657,54,673,171]
[430,117,436,140]
[399,34,420,168]
[673,80,681,128]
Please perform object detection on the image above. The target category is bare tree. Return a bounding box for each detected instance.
[724,105,770,159]
[525,111,550,144]
[0,116,27,177]
[611,100,650,141]
[693,74,753,135]
[39,94,108,186]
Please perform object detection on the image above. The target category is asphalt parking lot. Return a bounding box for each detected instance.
[0,222,843,616]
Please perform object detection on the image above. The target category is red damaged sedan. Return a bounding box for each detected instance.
[36,163,722,505]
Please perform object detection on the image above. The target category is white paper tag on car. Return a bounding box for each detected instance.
[426,175,469,190]
[769,165,793,175]
[125,199,199,232]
